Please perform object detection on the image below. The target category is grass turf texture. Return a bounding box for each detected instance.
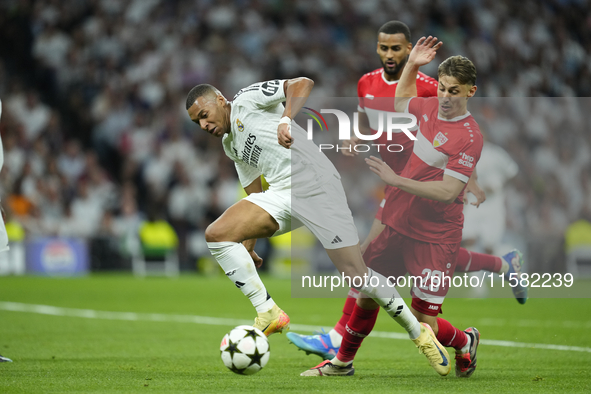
[0,274,590,393]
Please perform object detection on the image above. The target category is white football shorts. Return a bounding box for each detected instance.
[244,174,359,249]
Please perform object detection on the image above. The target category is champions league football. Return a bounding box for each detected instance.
[220,326,270,375]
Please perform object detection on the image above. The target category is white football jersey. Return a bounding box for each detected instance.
[222,80,340,192]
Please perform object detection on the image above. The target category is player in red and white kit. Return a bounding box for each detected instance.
[301,36,483,377]
[288,21,526,367]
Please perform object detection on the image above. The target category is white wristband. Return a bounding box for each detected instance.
[279,116,291,125]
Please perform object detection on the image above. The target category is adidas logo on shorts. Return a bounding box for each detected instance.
[331,235,342,244]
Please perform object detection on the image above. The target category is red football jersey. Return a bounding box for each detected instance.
[382,97,483,244]
[357,68,438,173]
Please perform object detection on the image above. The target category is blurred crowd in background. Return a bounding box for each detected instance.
[0,0,590,272]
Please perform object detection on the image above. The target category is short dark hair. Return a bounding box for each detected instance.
[377,21,411,42]
[185,84,218,110]
[438,55,477,86]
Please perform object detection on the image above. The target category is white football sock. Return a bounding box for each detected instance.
[360,268,422,340]
[328,329,342,346]
[207,241,275,313]
[330,356,350,367]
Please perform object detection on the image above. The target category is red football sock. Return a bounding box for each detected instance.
[334,289,359,336]
[335,303,379,363]
[456,248,502,273]
[436,317,468,350]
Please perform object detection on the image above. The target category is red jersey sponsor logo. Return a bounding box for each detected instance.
[458,152,475,168]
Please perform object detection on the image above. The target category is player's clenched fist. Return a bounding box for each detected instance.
[277,122,293,149]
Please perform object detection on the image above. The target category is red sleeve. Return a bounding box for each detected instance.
[417,73,439,97]
[442,133,483,183]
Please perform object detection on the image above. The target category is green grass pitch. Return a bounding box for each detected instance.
[1,274,590,393]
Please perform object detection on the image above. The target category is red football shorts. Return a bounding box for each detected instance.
[374,199,386,221]
[362,225,460,316]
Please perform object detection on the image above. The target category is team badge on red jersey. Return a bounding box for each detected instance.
[433,131,448,148]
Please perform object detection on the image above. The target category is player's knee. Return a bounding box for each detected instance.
[205,223,227,242]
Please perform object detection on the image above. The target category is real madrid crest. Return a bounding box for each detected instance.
[237,119,244,132]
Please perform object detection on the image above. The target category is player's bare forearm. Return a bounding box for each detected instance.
[242,238,257,252]
[244,177,263,195]
[366,156,464,204]
[394,63,420,112]
[395,175,466,204]
[360,219,386,254]
[242,238,263,268]
[277,77,314,149]
[282,77,314,119]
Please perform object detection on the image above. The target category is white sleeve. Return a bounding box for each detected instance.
[233,80,286,109]
[234,161,262,190]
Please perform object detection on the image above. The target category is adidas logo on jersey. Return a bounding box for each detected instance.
[331,235,342,244]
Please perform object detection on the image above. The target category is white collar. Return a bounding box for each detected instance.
[381,70,398,85]
[437,111,471,122]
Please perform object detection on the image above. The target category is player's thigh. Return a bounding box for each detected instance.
[205,199,279,242]
[403,238,460,317]
[293,175,359,250]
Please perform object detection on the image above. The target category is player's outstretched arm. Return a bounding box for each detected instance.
[365,155,464,204]
[277,77,314,149]
[394,36,442,113]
